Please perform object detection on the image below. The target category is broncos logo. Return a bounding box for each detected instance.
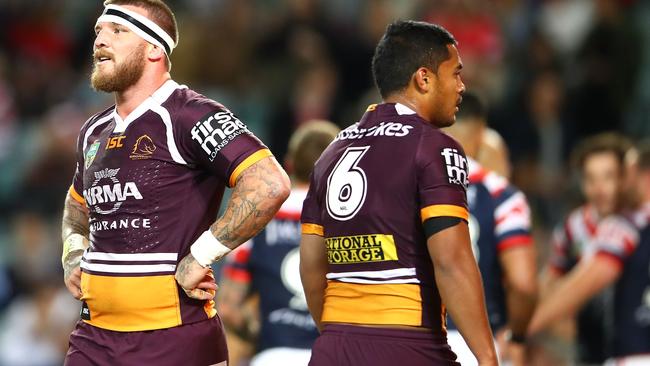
[130,135,156,159]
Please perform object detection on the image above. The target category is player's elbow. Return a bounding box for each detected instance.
[266,163,291,206]
[276,168,291,202]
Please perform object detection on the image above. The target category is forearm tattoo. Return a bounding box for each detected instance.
[62,195,90,242]
[62,195,90,277]
[211,157,288,249]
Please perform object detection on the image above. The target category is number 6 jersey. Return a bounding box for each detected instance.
[301,103,469,332]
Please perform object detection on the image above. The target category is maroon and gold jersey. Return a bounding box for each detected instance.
[69,80,270,332]
[301,103,469,332]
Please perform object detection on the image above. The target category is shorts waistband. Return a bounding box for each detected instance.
[321,324,447,343]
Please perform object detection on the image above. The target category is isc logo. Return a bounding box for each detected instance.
[106,135,126,149]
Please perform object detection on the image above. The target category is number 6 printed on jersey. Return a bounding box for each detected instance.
[326,146,370,221]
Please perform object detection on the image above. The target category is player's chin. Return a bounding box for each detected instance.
[438,115,457,128]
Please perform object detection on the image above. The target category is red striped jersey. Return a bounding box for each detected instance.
[601,204,650,357]
[548,204,634,362]
[549,205,603,274]
[448,158,532,331]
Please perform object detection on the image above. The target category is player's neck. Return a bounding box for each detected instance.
[114,70,171,119]
[384,94,418,113]
[384,92,429,123]
[643,193,650,206]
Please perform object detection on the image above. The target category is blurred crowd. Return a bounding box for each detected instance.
[0,0,649,365]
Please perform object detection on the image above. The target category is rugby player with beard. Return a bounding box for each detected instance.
[61,1,289,364]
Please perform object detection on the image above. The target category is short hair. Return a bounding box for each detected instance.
[288,120,340,183]
[104,0,178,69]
[637,140,650,171]
[371,20,457,99]
[456,92,487,122]
[571,132,633,173]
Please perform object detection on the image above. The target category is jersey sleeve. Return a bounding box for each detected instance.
[547,222,572,274]
[69,118,91,206]
[221,240,253,283]
[300,172,324,236]
[493,187,533,252]
[416,130,469,223]
[594,215,639,267]
[176,99,272,187]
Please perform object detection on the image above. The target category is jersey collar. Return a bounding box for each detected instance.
[394,103,416,115]
[112,79,187,133]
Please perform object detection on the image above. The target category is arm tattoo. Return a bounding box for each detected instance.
[211,157,289,249]
[175,252,195,285]
[62,195,90,242]
[61,195,90,277]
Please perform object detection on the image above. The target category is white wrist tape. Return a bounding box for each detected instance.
[190,231,231,267]
[62,233,88,265]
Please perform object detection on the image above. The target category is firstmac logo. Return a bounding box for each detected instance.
[441,147,468,188]
[191,109,248,162]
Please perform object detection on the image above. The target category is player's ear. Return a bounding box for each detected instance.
[413,67,434,93]
[147,44,165,63]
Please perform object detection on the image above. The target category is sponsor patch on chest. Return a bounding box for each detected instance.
[85,140,101,169]
[83,168,143,214]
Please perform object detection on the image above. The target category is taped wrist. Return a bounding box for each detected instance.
[423,216,462,238]
[62,233,88,266]
[190,231,232,267]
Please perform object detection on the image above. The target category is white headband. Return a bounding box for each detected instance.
[96,4,176,55]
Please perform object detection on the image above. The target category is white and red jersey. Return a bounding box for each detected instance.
[594,204,648,358]
[548,205,639,363]
[448,158,533,331]
[548,205,604,274]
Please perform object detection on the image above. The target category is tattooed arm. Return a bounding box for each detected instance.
[175,156,290,299]
[61,193,90,299]
[211,156,291,247]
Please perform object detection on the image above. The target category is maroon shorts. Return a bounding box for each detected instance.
[65,316,228,366]
[309,324,460,366]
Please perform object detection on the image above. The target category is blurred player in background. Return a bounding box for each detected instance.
[529,142,650,365]
[218,120,339,366]
[529,133,632,364]
[444,92,537,366]
[477,127,512,179]
[60,1,289,364]
[300,20,497,366]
